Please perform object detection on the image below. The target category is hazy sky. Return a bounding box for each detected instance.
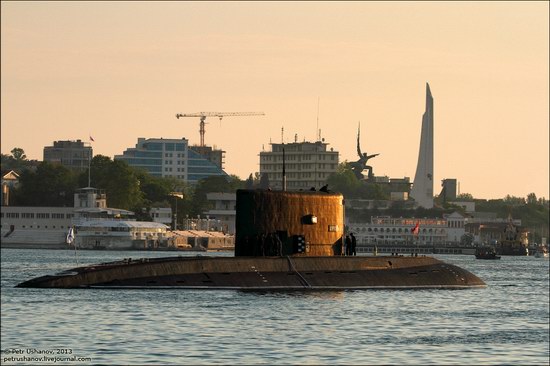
[2,1,548,200]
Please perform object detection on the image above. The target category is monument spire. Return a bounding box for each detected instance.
[410,83,434,208]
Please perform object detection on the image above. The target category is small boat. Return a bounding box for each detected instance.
[475,246,501,260]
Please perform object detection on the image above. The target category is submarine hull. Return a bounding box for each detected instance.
[16,256,486,289]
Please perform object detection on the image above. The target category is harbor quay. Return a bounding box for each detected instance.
[356,244,475,256]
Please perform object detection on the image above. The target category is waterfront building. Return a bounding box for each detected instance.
[43,140,92,171]
[205,192,236,234]
[1,187,132,248]
[259,139,339,191]
[114,138,228,184]
[1,170,19,206]
[0,187,168,249]
[410,83,434,208]
[464,215,525,246]
[150,207,172,226]
[347,212,527,251]
[444,211,467,243]
[348,216,449,247]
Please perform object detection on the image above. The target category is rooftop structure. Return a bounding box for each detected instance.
[43,140,92,171]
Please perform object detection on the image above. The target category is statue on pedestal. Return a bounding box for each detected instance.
[350,124,379,180]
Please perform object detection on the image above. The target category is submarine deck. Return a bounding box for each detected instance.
[16,255,486,289]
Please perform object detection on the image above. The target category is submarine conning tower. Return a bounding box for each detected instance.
[235,189,344,257]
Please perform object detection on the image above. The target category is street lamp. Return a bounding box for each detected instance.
[169,192,184,231]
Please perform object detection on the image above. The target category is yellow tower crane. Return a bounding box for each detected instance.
[175,111,265,147]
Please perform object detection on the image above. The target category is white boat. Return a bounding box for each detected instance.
[74,220,169,250]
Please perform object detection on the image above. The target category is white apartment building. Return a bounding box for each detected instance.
[259,140,339,191]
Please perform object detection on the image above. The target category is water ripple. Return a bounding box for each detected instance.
[2,249,549,365]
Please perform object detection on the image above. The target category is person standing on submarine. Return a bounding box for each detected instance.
[345,235,352,256]
[350,233,357,256]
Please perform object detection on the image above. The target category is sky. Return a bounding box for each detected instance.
[1,1,548,200]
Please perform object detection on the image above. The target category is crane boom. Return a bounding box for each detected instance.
[176,111,265,146]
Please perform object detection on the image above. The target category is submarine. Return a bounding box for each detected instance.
[17,189,485,289]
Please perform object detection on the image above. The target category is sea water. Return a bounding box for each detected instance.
[1,248,548,365]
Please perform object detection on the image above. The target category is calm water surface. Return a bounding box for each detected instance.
[1,248,549,365]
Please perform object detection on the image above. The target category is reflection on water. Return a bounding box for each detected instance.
[1,249,549,365]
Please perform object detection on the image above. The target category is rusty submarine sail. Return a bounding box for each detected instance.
[17,189,485,289]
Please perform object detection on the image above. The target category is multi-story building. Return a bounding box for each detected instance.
[43,140,92,171]
[347,216,449,247]
[114,138,228,184]
[259,140,339,191]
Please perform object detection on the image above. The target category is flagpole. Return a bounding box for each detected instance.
[88,148,91,188]
[88,135,93,187]
[67,226,78,266]
[73,227,79,266]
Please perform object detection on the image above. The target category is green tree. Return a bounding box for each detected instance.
[13,161,78,206]
[136,172,177,205]
[326,162,361,197]
[1,148,38,172]
[526,192,538,205]
[85,155,143,210]
[503,195,526,206]
[455,193,474,201]
[11,148,26,161]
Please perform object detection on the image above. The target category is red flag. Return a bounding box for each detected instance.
[90,135,95,142]
[411,222,420,236]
